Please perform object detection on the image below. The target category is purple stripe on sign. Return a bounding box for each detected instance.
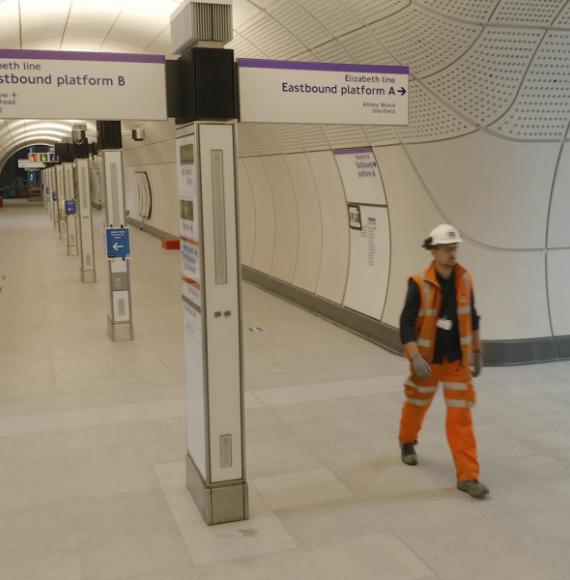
[0,49,165,64]
[239,58,408,75]
[334,147,374,155]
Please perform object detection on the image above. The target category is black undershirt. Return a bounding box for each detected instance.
[400,273,480,364]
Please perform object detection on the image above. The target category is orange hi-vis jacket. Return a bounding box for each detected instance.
[406,261,474,368]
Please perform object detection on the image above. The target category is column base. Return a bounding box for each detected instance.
[107,318,134,341]
[81,269,96,283]
[186,452,248,526]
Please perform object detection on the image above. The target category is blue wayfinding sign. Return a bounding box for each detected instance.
[64,199,77,215]
[106,227,131,259]
[52,191,57,201]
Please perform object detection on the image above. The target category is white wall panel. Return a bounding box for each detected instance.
[547,144,570,248]
[407,132,559,249]
[263,156,299,283]
[285,154,323,293]
[237,160,256,267]
[242,157,276,274]
[547,250,570,336]
[376,145,445,328]
[309,151,350,303]
[459,242,551,340]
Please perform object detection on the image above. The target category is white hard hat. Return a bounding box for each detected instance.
[423,224,463,249]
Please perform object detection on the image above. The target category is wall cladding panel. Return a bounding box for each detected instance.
[375,145,444,328]
[263,156,299,283]
[242,157,276,274]
[237,160,256,267]
[547,250,570,336]
[285,154,323,293]
[309,151,350,303]
[407,132,559,249]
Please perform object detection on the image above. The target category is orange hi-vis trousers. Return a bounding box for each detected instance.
[399,360,479,481]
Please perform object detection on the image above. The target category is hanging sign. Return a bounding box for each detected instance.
[238,58,408,126]
[0,49,167,120]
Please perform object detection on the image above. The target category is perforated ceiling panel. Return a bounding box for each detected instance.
[322,125,370,150]
[398,82,475,143]
[491,0,566,26]
[342,0,410,24]
[363,126,399,146]
[295,125,330,151]
[268,1,332,49]
[491,31,570,140]
[554,3,570,27]
[425,28,543,125]
[272,125,306,154]
[238,13,305,59]
[227,33,266,58]
[369,5,480,78]
[299,0,359,37]
[339,28,395,67]
[416,0,500,22]
[312,40,353,63]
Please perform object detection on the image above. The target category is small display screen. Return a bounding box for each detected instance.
[180,144,194,165]
[180,199,194,221]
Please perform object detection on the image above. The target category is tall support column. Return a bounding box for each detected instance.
[63,162,79,256]
[75,158,96,283]
[99,120,134,341]
[55,164,66,237]
[177,121,247,525]
[49,167,57,228]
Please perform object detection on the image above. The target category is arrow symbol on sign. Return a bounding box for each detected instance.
[112,243,124,251]
[398,87,407,96]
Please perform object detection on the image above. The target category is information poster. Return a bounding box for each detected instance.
[343,206,391,320]
[334,147,386,205]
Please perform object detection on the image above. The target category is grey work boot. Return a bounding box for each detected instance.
[457,479,489,499]
[400,442,418,466]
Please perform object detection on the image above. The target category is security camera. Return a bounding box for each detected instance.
[132,129,145,142]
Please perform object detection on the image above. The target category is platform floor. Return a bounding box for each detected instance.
[1,205,570,579]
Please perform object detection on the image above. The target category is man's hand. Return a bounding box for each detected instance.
[472,350,483,378]
[412,352,432,379]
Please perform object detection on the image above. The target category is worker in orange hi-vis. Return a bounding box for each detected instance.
[398,224,488,499]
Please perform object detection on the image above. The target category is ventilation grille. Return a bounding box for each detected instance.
[171,1,233,54]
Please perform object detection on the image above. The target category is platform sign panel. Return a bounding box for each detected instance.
[0,49,167,120]
[105,227,130,259]
[238,58,408,125]
[64,199,77,215]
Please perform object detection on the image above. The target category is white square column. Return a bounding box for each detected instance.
[75,158,96,283]
[177,122,247,525]
[55,164,67,239]
[63,163,79,256]
[102,150,134,341]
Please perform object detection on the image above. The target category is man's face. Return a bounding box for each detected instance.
[431,244,458,267]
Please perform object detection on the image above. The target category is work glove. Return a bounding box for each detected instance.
[471,350,483,378]
[411,352,432,379]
